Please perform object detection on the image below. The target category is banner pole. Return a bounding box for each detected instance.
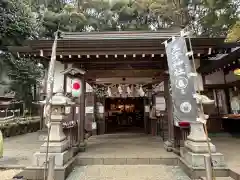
[204,154,213,180]
[185,34,216,180]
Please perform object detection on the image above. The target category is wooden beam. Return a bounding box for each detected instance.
[81,63,164,70]
[59,55,166,63]
[85,69,163,78]
[7,35,233,62]
[73,60,161,64]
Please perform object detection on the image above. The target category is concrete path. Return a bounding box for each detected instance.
[0,169,23,180]
[0,132,240,180]
[0,132,41,167]
[1,132,240,167]
[78,133,176,159]
[66,165,190,180]
[211,136,240,168]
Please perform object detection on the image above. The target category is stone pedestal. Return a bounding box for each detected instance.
[181,122,226,169]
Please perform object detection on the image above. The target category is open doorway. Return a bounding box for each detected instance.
[105,97,145,133]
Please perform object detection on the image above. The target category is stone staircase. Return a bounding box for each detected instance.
[75,156,178,166]
[66,165,191,180]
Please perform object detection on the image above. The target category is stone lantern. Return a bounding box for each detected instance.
[33,91,75,167]
[181,94,226,170]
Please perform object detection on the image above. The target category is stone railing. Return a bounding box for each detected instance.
[62,105,78,148]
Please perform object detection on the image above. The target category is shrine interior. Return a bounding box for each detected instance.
[104,97,145,133]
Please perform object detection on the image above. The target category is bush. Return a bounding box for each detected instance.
[0,117,40,138]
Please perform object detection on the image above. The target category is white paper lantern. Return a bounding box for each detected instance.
[127,85,132,96]
[118,84,123,94]
[107,86,112,97]
[138,85,145,97]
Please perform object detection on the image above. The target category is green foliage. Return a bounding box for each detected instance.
[0,0,37,49]
[1,0,239,39]
[39,4,87,37]
[31,0,238,36]
[195,0,239,37]
[0,0,238,117]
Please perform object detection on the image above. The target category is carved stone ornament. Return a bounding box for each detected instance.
[193,93,215,105]
[61,67,86,76]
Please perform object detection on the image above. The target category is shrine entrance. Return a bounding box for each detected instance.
[8,30,230,153]
[105,97,145,133]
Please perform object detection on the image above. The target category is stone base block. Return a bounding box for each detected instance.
[40,140,69,153]
[180,147,226,169]
[184,140,216,153]
[33,150,73,167]
[16,155,77,180]
[178,157,229,179]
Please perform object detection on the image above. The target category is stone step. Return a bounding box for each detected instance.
[66,165,191,180]
[75,157,178,166]
[200,177,234,180]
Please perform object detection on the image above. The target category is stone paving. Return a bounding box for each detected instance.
[0,132,41,167]
[79,133,176,159]
[211,136,240,177]
[66,165,191,180]
[0,132,240,167]
[211,136,240,168]
[1,169,23,180]
[0,132,240,179]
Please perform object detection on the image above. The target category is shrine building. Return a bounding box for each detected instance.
[8,29,240,151]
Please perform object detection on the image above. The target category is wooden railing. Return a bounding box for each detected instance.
[62,105,79,148]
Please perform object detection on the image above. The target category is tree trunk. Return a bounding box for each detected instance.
[77,0,82,12]
[180,0,189,26]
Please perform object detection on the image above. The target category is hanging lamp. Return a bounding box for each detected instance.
[233,68,240,76]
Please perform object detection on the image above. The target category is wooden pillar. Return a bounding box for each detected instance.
[163,75,174,152]
[85,92,95,135]
[95,97,105,135]
[79,75,86,151]
[63,64,68,92]
[144,97,150,134]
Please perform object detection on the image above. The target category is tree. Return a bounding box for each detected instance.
[189,0,239,37]
[0,0,37,49]
[37,3,88,37]
[3,53,44,113]
[0,0,43,112]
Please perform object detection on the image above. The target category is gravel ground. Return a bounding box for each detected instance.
[0,169,22,180]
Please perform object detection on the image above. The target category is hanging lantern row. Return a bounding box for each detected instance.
[92,84,154,98]
[107,84,146,97]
